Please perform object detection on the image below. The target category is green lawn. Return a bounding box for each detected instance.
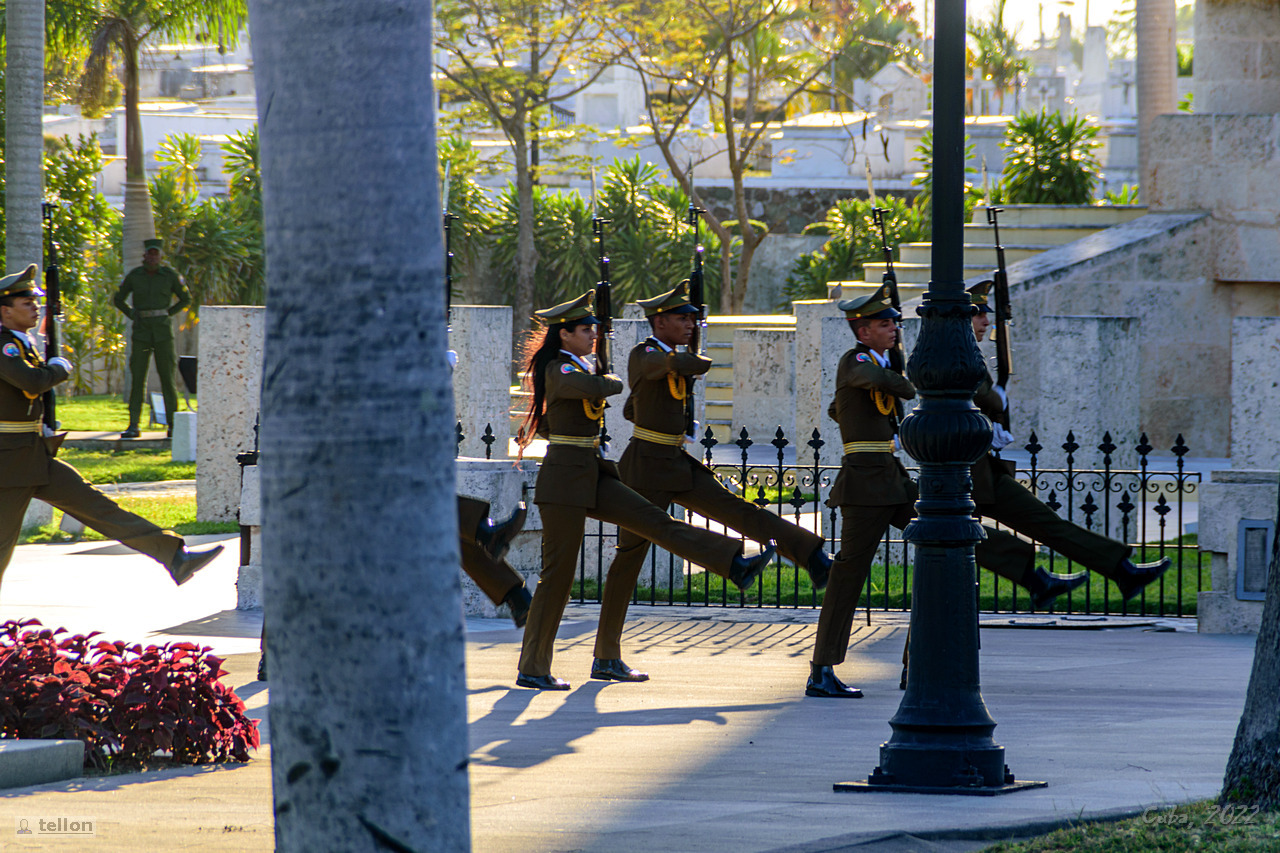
[574,538,1205,616]
[20,494,238,545]
[58,448,195,484]
[55,393,196,432]
[983,800,1280,851]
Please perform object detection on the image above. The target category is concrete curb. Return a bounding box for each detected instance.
[0,740,84,790]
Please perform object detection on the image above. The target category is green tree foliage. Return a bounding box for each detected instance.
[999,110,1103,205]
[967,0,1027,115]
[44,134,119,295]
[910,130,985,220]
[781,195,928,305]
[823,0,922,106]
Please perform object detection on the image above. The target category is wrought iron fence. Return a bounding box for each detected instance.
[456,421,1203,618]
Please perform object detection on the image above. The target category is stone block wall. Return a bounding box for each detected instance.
[733,327,796,441]
[793,300,845,454]
[1193,0,1280,115]
[450,305,512,459]
[1230,317,1280,468]
[1198,468,1277,634]
[197,306,265,522]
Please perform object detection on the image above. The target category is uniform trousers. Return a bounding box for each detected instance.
[457,496,524,606]
[520,476,742,677]
[127,325,179,428]
[813,502,912,667]
[0,458,184,585]
[594,464,823,659]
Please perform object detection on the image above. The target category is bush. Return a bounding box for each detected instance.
[0,620,259,771]
[999,110,1103,205]
[780,196,929,305]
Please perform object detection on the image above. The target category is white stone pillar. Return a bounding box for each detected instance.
[171,411,198,462]
[732,327,796,443]
[1230,317,1280,468]
[196,306,265,522]
[449,305,512,459]
[1197,469,1277,634]
[793,299,844,464]
[1036,316,1142,474]
[1194,0,1280,114]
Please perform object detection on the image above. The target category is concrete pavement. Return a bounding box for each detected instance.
[0,539,1258,851]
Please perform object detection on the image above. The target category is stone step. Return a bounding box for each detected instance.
[897,243,1049,267]
[860,262,993,285]
[964,222,1108,246]
[0,740,84,790]
[970,203,1147,227]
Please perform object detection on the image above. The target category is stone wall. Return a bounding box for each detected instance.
[197,306,265,522]
[450,305,512,458]
[733,327,796,441]
[1198,468,1277,634]
[1193,0,1280,115]
[1229,316,1280,467]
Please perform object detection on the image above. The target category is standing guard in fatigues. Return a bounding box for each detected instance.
[0,264,221,589]
[114,239,190,439]
[515,291,775,691]
[965,280,1171,601]
[592,281,832,682]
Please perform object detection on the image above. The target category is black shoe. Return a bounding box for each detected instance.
[1024,566,1088,610]
[806,548,832,592]
[121,428,140,439]
[805,664,863,698]
[477,502,527,561]
[503,585,533,629]
[1115,556,1172,602]
[516,672,570,691]
[591,658,649,682]
[729,541,777,591]
[257,655,268,682]
[169,543,225,586]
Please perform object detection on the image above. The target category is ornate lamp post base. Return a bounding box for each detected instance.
[835,779,1046,796]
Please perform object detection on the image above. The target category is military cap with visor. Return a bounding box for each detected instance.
[533,290,598,326]
[967,279,994,313]
[637,280,699,318]
[836,281,900,320]
[0,264,43,299]
[143,238,163,251]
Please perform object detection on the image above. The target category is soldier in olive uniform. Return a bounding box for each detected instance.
[515,291,775,690]
[0,264,222,588]
[592,280,832,682]
[965,280,1170,601]
[114,239,190,439]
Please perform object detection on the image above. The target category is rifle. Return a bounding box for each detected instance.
[592,217,613,449]
[442,164,456,323]
[685,203,707,438]
[871,207,905,374]
[40,203,62,433]
[986,206,1014,430]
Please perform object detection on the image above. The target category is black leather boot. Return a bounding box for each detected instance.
[1115,556,1172,601]
[503,585,533,628]
[477,502,527,562]
[805,663,863,698]
[806,548,833,591]
[1022,566,1088,610]
[729,541,777,591]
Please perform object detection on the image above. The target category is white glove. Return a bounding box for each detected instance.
[990,423,1014,451]
[446,349,458,370]
[48,357,72,372]
[994,384,1008,411]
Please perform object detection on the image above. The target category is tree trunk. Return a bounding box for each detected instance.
[5,0,44,269]
[511,126,538,352]
[1135,0,1176,194]
[1220,472,1280,810]
[247,1,470,850]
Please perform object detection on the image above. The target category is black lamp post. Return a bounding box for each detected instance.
[837,0,1044,795]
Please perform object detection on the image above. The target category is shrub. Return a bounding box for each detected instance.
[999,109,1103,205]
[0,620,259,771]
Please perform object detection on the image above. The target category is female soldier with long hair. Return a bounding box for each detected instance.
[515,291,775,690]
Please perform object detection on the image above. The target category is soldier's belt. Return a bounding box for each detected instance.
[0,420,42,434]
[842,440,894,455]
[632,426,685,446]
[137,309,169,319]
[548,434,601,448]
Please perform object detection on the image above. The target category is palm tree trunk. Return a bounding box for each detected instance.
[247,1,470,850]
[511,126,538,348]
[5,0,45,269]
[1135,0,1176,193]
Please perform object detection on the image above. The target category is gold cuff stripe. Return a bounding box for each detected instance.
[633,426,686,446]
[842,440,894,455]
[0,421,42,434]
[548,434,601,448]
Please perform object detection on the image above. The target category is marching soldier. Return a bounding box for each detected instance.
[965,280,1170,602]
[592,280,832,682]
[114,239,189,439]
[0,264,222,589]
[457,495,532,626]
[816,283,1096,698]
[515,290,775,691]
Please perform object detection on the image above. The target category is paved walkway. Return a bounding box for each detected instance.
[0,540,1258,851]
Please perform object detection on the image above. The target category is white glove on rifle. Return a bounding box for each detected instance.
[48,357,72,372]
[990,423,1014,451]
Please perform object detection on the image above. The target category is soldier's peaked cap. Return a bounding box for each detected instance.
[0,264,43,299]
[968,279,994,313]
[143,238,163,251]
[637,280,699,317]
[837,281,900,320]
[533,290,598,326]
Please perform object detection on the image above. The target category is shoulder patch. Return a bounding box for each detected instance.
[560,363,576,374]
[855,352,872,363]
[645,345,657,352]
[2,343,20,358]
